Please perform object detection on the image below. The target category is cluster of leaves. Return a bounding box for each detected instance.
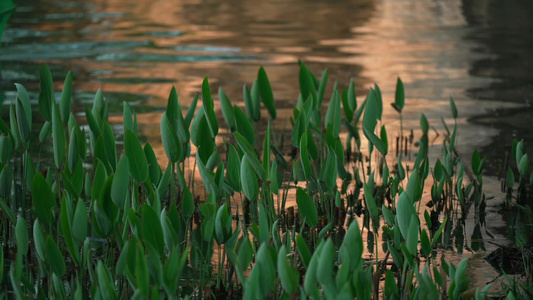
[0,63,516,299]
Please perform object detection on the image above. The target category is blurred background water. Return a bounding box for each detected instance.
[1,0,533,289]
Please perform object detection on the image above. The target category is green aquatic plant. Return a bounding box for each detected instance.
[0,63,522,299]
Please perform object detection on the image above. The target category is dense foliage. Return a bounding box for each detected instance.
[0,63,531,299]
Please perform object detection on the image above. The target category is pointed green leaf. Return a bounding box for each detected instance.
[450,97,458,119]
[161,113,181,163]
[218,87,236,132]
[32,173,56,226]
[299,131,311,180]
[227,144,241,191]
[166,86,179,124]
[201,77,219,136]
[52,104,66,169]
[72,200,88,242]
[182,187,194,217]
[234,105,255,145]
[234,131,266,179]
[258,66,276,119]
[278,246,298,295]
[317,69,329,106]
[142,204,165,257]
[46,236,66,277]
[124,129,148,183]
[61,198,80,265]
[296,188,318,228]
[15,216,29,256]
[15,98,30,143]
[15,83,31,124]
[111,155,129,208]
[394,78,405,113]
[39,64,54,121]
[240,154,258,200]
[60,72,73,123]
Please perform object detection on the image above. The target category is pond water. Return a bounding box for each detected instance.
[1,0,532,293]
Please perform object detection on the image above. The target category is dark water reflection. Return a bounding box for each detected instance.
[1,0,533,292]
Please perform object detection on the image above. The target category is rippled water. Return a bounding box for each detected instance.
[2,0,533,292]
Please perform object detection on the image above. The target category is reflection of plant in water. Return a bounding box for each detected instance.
[0,63,528,298]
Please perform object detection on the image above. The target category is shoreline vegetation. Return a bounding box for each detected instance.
[0,63,531,299]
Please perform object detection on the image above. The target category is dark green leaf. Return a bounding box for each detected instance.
[52,104,66,169]
[15,98,30,143]
[124,129,148,183]
[72,200,88,242]
[240,154,258,200]
[39,64,54,121]
[142,204,165,257]
[201,77,219,136]
[394,78,405,112]
[234,105,255,145]
[258,66,276,119]
[46,236,66,277]
[161,113,181,163]
[450,97,458,119]
[182,187,194,217]
[234,132,266,179]
[219,87,236,132]
[227,144,241,191]
[296,188,318,228]
[60,198,80,265]
[111,155,129,208]
[32,173,56,226]
[166,86,179,124]
[60,72,73,123]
